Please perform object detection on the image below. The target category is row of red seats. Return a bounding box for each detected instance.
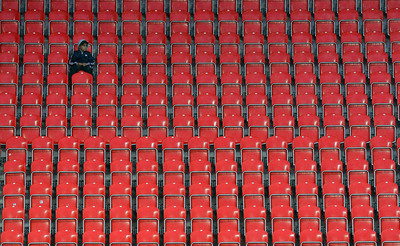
[0,105,395,146]
[1,0,139,13]
[4,0,399,14]
[1,0,398,39]
[1,134,350,163]
[7,69,397,109]
[7,135,397,186]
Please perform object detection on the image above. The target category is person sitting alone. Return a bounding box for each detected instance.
[69,39,95,79]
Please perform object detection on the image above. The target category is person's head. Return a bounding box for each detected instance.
[78,39,89,52]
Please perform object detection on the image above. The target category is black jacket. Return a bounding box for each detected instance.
[69,50,95,68]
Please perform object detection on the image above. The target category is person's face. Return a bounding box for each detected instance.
[79,43,88,51]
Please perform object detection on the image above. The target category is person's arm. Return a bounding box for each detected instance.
[86,52,95,67]
[69,51,79,66]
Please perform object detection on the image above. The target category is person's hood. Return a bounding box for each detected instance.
[78,39,88,47]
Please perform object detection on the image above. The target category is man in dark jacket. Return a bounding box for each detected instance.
[69,39,95,79]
